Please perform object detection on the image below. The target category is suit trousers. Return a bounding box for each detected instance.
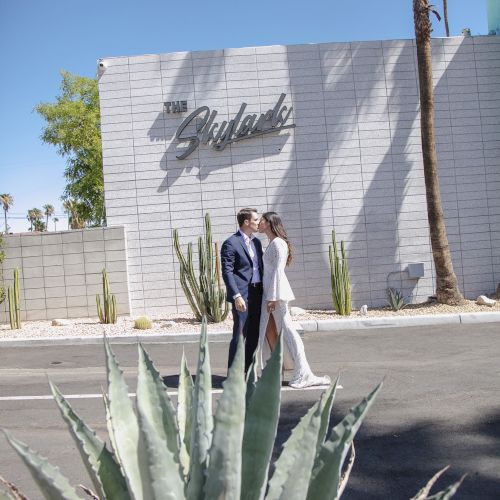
[228,284,263,372]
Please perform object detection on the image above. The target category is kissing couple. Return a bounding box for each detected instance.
[221,208,330,388]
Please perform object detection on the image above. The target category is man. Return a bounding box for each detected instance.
[221,208,264,372]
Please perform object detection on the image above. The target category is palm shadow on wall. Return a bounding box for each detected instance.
[274,39,464,309]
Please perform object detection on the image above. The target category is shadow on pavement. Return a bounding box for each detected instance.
[274,401,500,499]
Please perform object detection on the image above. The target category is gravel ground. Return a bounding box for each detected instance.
[1,299,499,340]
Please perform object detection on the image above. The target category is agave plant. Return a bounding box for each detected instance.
[387,287,407,311]
[1,321,463,499]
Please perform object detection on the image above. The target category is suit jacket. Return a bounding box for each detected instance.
[221,232,264,303]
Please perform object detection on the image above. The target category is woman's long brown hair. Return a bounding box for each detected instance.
[262,212,293,266]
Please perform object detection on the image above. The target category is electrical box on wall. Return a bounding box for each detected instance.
[407,263,425,279]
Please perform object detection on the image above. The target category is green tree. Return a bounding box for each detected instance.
[413,0,464,305]
[27,208,44,232]
[35,71,105,227]
[0,194,13,234]
[53,217,59,231]
[63,198,85,229]
[43,204,55,231]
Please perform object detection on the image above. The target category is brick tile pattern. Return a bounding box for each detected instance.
[97,36,500,314]
[1,227,130,321]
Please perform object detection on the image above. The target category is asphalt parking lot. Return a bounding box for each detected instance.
[1,322,499,499]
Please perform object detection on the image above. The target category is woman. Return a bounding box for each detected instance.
[258,212,331,388]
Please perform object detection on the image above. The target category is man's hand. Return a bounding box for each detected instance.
[235,296,247,312]
[267,300,277,314]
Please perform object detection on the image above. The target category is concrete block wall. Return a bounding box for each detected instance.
[97,35,500,315]
[0,227,130,322]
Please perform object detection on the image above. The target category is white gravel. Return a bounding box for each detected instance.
[1,300,498,341]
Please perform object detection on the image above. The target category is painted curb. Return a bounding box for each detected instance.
[316,313,462,331]
[1,312,499,346]
[459,312,500,324]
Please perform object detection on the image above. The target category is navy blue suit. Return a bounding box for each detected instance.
[221,232,264,370]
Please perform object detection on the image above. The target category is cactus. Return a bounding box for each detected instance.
[7,268,21,329]
[96,269,117,324]
[0,319,463,500]
[329,230,352,316]
[173,213,229,323]
[134,316,152,330]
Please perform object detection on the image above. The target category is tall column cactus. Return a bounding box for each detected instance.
[8,268,21,329]
[329,230,352,316]
[173,213,229,323]
[96,268,117,324]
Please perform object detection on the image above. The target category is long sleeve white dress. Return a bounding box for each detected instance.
[258,237,331,388]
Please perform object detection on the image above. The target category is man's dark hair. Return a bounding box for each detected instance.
[237,208,258,227]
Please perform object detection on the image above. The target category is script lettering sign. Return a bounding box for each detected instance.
[174,93,295,160]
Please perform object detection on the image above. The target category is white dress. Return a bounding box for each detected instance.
[258,238,330,388]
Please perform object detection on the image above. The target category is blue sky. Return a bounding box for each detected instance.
[0,0,489,232]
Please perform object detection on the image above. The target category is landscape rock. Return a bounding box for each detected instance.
[360,305,368,316]
[290,306,307,317]
[51,319,71,327]
[477,295,496,307]
[162,321,177,328]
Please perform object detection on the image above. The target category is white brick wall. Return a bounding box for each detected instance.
[98,35,500,315]
[1,227,130,321]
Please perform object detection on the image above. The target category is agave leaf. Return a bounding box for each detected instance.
[306,382,382,500]
[266,387,324,500]
[3,430,82,500]
[50,382,130,500]
[316,377,340,455]
[412,467,465,500]
[101,392,120,467]
[136,344,185,499]
[205,335,246,499]
[178,350,194,476]
[411,466,451,500]
[104,338,154,500]
[0,475,27,500]
[186,318,213,500]
[423,475,465,500]
[241,334,283,500]
[245,350,258,408]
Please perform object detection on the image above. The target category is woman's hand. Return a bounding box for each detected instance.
[267,300,277,314]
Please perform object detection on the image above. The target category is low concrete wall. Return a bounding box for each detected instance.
[0,227,130,322]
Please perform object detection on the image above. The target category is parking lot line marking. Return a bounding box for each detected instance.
[0,385,332,401]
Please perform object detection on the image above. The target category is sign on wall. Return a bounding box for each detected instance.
[163,93,295,159]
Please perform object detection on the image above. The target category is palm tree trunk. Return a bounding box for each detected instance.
[3,209,7,233]
[443,0,450,36]
[414,0,464,305]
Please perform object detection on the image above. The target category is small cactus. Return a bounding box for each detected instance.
[96,269,117,324]
[329,231,352,316]
[8,268,21,329]
[134,316,152,330]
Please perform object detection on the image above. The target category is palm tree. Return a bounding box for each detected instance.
[27,208,44,232]
[413,0,464,305]
[443,0,450,36]
[53,217,59,231]
[0,194,13,233]
[43,204,55,231]
[63,199,85,229]
[27,209,35,231]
